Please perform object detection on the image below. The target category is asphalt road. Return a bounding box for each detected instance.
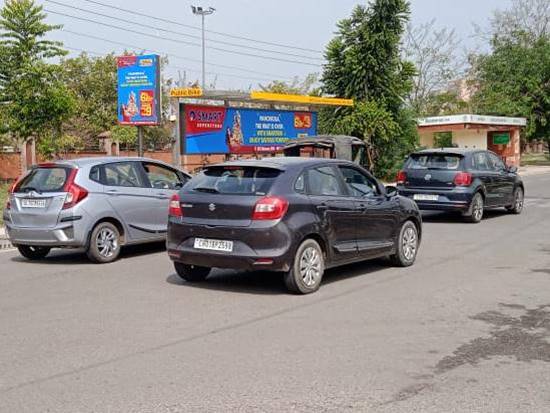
[1,173,550,413]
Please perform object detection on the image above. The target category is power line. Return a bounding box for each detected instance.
[62,29,295,81]
[79,0,324,55]
[45,0,323,62]
[63,45,290,83]
[44,8,321,67]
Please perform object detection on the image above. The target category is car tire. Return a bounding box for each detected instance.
[389,220,419,267]
[17,245,51,260]
[174,262,211,282]
[506,187,524,214]
[284,239,325,294]
[464,192,484,223]
[86,222,121,263]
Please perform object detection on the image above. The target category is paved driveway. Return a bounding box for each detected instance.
[1,173,550,412]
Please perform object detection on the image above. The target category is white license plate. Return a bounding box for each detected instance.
[194,238,233,252]
[21,198,47,208]
[413,194,439,201]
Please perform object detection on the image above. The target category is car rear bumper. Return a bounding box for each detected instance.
[5,222,84,247]
[397,187,473,211]
[166,218,294,272]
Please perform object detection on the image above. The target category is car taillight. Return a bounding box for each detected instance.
[169,194,183,217]
[396,170,407,185]
[62,169,88,209]
[6,179,17,210]
[252,196,289,220]
[454,171,472,186]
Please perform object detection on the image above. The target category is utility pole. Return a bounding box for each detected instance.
[191,5,216,90]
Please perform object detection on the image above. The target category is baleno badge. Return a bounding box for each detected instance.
[208,203,216,212]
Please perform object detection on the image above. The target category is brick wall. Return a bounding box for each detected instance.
[0,153,22,181]
[0,150,271,180]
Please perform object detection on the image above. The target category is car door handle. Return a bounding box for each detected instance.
[316,203,328,211]
[356,203,367,210]
[106,189,119,196]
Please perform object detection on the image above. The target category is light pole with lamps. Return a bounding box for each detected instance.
[191,5,216,90]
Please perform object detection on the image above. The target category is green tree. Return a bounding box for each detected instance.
[0,0,73,167]
[260,73,319,95]
[471,34,550,145]
[320,1,418,178]
[60,53,118,143]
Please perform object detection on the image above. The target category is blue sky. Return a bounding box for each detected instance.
[33,0,512,89]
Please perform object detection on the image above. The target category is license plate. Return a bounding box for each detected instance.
[194,238,233,252]
[413,194,439,201]
[21,198,47,208]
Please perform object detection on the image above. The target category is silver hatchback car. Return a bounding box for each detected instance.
[3,157,191,263]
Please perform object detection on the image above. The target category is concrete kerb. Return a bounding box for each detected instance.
[519,165,550,177]
[0,226,14,250]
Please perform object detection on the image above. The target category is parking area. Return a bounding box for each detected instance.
[1,171,550,412]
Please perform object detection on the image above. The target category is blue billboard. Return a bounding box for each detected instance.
[117,54,161,126]
[184,105,317,154]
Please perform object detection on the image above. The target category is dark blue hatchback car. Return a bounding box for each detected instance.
[396,148,524,223]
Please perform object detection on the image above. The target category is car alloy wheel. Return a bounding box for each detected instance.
[472,195,483,222]
[299,246,322,287]
[284,239,325,294]
[513,188,524,213]
[402,226,417,261]
[96,227,118,258]
[87,222,121,263]
[389,220,419,267]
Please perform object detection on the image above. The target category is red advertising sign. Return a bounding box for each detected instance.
[185,105,226,135]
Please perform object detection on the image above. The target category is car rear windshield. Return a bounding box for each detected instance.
[189,166,281,195]
[15,166,71,193]
[406,154,463,170]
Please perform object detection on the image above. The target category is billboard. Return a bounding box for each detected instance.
[183,105,317,154]
[117,54,161,126]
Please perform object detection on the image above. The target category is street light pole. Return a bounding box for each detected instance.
[191,6,216,90]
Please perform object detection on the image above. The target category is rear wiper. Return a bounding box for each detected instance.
[193,186,219,193]
[20,186,42,194]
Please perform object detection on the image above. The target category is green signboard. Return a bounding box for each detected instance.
[493,132,510,145]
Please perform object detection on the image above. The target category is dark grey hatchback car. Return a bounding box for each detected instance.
[166,158,422,294]
[396,148,524,223]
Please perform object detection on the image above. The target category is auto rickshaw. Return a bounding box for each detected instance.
[282,135,368,166]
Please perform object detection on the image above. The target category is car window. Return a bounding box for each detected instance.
[473,152,491,171]
[189,166,280,195]
[406,154,461,170]
[339,166,379,197]
[487,152,505,171]
[307,166,345,196]
[16,167,71,193]
[294,172,306,193]
[142,163,182,189]
[102,162,143,187]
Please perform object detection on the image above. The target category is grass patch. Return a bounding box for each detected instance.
[0,182,9,225]
[521,152,550,166]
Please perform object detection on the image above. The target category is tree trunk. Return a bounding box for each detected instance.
[18,139,27,176]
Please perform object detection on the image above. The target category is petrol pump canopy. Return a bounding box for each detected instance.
[169,88,354,107]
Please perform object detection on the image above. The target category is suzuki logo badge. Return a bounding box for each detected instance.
[208,203,216,212]
[424,174,432,181]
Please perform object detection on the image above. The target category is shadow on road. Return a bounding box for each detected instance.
[9,241,166,265]
[166,258,389,295]
[422,209,510,224]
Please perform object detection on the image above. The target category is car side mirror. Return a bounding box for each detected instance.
[507,165,518,173]
[385,185,398,197]
[174,182,184,189]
